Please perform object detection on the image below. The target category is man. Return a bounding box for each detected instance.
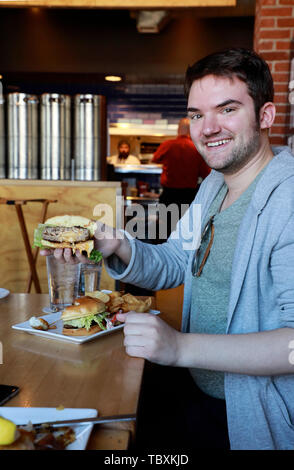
[107,140,141,165]
[152,117,210,208]
[42,48,294,450]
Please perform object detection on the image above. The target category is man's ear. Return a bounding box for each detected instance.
[259,102,276,130]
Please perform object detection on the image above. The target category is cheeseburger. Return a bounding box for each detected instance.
[33,215,102,263]
[61,296,108,336]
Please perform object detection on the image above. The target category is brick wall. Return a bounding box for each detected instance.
[254,0,294,146]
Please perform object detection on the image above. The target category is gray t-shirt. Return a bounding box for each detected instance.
[189,171,264,399]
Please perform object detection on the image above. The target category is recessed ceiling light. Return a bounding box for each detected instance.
[105,75,122,82]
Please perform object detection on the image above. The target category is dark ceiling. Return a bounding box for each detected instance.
[0,3,255,95]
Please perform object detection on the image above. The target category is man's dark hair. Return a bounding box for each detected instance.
[118,139,130,149]
[184,48,274,122]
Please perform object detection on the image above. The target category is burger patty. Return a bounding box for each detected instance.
[42,226,90,243]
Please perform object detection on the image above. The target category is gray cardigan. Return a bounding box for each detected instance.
[106,147,294,450]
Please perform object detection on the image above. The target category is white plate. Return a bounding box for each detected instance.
[0,407,97,450]
[0,288,10,299]
[12,309,160,344]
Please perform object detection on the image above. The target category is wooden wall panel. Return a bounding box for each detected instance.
[0,180,122,293]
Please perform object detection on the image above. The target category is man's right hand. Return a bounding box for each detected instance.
[93,221,124,259]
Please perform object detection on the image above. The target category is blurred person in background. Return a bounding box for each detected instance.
[152,118,210,207]
[107,140,141,165]
[152,117,210,236]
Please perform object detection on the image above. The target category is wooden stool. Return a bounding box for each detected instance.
[0,198,57,293]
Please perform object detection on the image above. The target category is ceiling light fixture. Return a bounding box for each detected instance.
[136,10,171,33]
[105,75,122,82]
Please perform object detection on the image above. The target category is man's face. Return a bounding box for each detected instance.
[118,143,130,158]
[187,75,261,174]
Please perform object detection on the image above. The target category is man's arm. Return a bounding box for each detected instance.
[117,312,294,375]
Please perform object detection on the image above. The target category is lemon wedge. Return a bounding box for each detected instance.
[0,416,17,445]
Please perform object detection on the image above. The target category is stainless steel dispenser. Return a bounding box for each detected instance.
[0,94,5,178]
[40,93,71,180]
[74,94,105,181]
[7,93,39,179]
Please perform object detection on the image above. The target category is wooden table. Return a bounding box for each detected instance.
[0,293,147,450]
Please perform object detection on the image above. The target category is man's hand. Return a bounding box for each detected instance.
[93,221,124,259]
[116,312,182,366]
[39,247,87,264]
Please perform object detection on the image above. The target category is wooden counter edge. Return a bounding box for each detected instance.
[0,179,122,188]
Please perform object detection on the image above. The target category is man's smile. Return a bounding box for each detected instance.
[206,138,231,148]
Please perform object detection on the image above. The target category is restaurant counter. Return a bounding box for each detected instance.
[107,164,162,197]
[0,179,123,294]
[112,163,162,175]
[125,195,159,206]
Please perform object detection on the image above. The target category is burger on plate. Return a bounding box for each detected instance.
[33,215,102,263]
[61,296,108,336]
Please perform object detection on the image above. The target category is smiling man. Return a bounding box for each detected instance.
[42,49,294,450]
[188,77,264,175]
[111,49,294,450]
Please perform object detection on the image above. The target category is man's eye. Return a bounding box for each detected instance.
[223,107,234,114]
[190,114,202,120]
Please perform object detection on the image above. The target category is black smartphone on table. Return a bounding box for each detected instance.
[0,384,20,406]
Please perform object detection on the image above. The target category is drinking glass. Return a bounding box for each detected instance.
[45,255,81,312]
[79,261,102,296]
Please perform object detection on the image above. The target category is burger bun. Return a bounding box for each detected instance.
[45,215,96,236]
[61,296,105,322]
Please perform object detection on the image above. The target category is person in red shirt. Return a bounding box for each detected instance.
[152,117,210,236]
[152,117,210,204]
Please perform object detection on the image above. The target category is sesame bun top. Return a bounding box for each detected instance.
[61,296,105,321]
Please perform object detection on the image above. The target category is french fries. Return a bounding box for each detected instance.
[120,294,152,313]
[85,290,110,303]
[86,290,152,313]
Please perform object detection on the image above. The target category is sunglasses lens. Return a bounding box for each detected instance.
[191,217,214,277]
[192,250,199,276]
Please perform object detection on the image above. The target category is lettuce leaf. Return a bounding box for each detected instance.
[32,224,47,249]
[89,249,103,264]
[65,312,107,331]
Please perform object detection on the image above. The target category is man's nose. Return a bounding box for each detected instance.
[202,114,221,136]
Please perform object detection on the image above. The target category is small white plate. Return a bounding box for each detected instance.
[12,309,160,344]
[0,407,97,450]
[0,288,10,299]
